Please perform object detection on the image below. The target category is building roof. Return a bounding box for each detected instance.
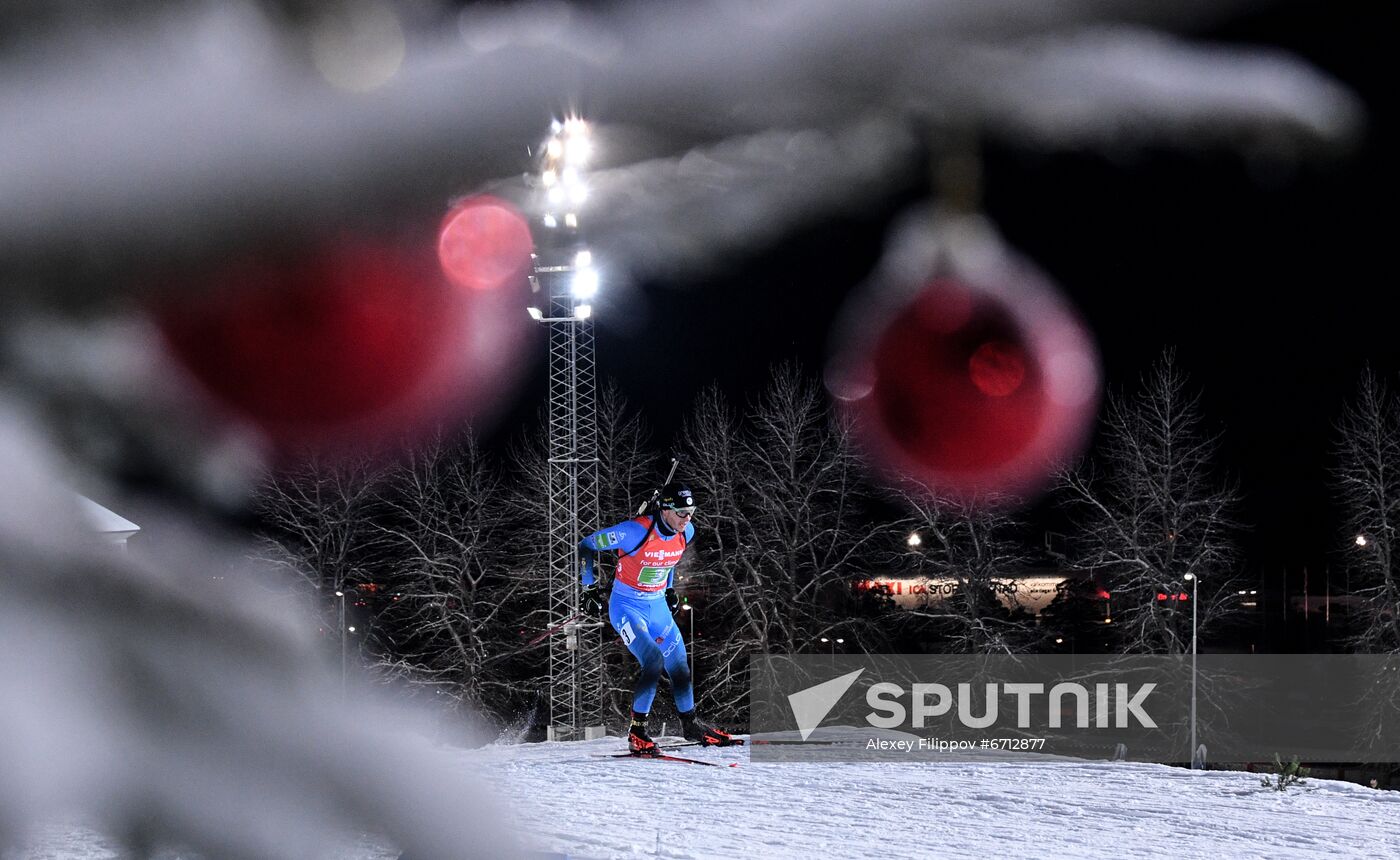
[78,494,140,536]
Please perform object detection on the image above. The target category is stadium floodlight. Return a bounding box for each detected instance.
[574,250,592,268]
[527,306,543,320]
[564,213,578,227]
[572,268,599,299]
[573,304,592,320]
[542,214,557,228]
[566,134,591,164]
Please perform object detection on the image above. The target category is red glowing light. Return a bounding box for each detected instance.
[437,196,533,293]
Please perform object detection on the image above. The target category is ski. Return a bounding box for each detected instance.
[664,738,746,749]
[606,751,737,767]
[748,739,842,746]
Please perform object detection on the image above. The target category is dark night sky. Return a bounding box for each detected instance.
[490,2,1393,583]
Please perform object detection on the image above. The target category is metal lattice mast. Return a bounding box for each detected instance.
[530,119,604,740]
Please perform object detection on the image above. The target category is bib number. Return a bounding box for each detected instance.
[637,566,671,586]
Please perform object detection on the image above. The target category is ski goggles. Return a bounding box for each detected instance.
[664,505,697,516]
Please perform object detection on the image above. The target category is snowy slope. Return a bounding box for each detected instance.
[476,733,1400,860]
[12,732,1399,859]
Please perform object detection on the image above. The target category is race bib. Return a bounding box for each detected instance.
[637,566,671,586]
[619,619,635,646]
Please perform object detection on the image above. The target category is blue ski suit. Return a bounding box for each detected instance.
[580,516,695,714]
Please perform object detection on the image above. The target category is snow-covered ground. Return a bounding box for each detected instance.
[11,732,1399,859]
[481,733,1400,859]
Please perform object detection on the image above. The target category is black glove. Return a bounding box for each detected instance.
[582,584,604,619]
[665,588,680,613]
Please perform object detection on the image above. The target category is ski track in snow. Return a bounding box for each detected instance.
[11,734,1400,859]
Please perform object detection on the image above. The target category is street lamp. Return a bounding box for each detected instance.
[681,603,694,679]
[335,586,358,700]
[1183,572,1199,768]
[819,636,845,655]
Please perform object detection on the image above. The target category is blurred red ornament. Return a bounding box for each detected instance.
[828,212,1100,504]
[155,201,534,455]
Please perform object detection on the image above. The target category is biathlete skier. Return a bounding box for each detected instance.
[578,482,738,755]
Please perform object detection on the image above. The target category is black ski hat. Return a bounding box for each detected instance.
[658,483,697,511]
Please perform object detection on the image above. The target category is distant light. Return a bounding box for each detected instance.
[348,625,357,633]
[1249,590,1257,595]
[906,532,922,547]
[574,304,592,320]
[1104,617,1113,624]
[574,250,592,268]
[542,168,557,187]
[546,139,563,159]
[1055,638,1064,644]
[820,637,830,643]
[564,117,588,135]
[542,214,557,228]
[527,307,543,320]
[564,213,578,228]
[572,268,599,299]
[836,638,845,644]
[1355,534,1368,547]
[681,604,692,612]
[1183,573,1196,581]
[335,590,345,597]
[547,186,564,206]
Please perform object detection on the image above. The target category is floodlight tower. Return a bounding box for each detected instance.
[528,118,605,741]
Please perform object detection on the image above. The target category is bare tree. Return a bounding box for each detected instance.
[1058,352,1242,655]
[253,451,386,626]
[1333,370,1400,743]
[367,430,542,732]
[1334,370,1400,652]
[888,488,1041,654]
[679,365,887,721]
